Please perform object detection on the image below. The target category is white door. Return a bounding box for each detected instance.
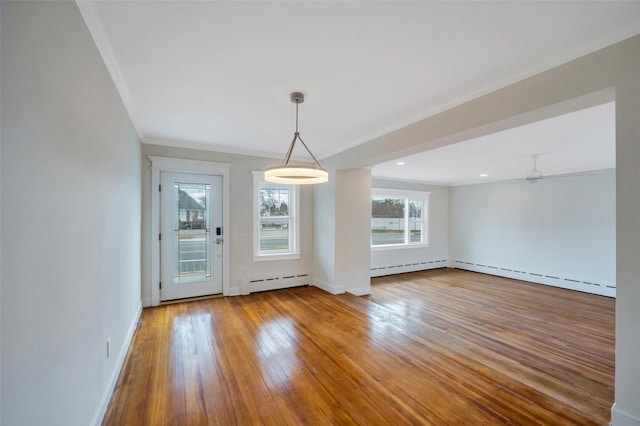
[160,172,223,301]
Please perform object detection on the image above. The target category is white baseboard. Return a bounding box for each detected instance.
[370,259,449,277]
[612,404,640,426]
[228,284,243,296]
[249,275,311,293]
[141,297,151,307]
[91,301,142,426]
[347,287,372,296]
[452,260,615,298]
[313,279,344,295]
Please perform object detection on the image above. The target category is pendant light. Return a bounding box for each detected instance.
[265,92,328,184]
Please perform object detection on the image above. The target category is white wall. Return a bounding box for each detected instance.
[613,50,640,426]
[335,169,371,296]
[0,6,3,417]
[141,143,315,303]
[370,179,450,276]
[312,168,372,296]
[324,35,639,424]
[450,170,615,297]
[312,175,336,292]
[1,2,142,426]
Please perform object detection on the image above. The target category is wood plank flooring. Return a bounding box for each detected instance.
[103,269,615,425]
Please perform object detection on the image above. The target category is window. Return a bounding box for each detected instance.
[253,172,300,260]
[371,189,429,249]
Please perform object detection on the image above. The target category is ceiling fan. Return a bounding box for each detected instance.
[525,155,544,182]
[523,154,607,183]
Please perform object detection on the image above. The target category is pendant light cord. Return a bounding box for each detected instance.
[280,98,323,169]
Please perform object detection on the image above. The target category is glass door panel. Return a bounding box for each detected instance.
[160,172,222,301]
[173,182,211,283]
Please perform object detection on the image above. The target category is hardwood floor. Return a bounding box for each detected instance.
[103,269,615,425]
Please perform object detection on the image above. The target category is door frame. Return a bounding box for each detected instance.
[149,156,231,306]
[160,172,222,301]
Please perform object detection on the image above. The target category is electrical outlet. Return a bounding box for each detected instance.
[106,338,111,358]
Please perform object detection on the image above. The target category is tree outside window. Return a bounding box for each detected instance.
[253,172,300,260]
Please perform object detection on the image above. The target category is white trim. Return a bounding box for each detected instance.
[312,279,344,295]
[347,287,372,296]
[371,259,448,277]
[252,171,300,261]
[453,261,615,298]
[145,136,286,161]
[372,175,450,187]
[249,275,311,293]
[372,188,432,199]
[611,404,640,426]
[76,1,144,140]
[150,156,231,174]
[253,253,301,262]
[371,188,430,248]
[371,243,429,251]
[91,302,142,426]
[149,156,231,306]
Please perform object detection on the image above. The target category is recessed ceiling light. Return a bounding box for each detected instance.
[480,173,488,177]
[396,161,405,165]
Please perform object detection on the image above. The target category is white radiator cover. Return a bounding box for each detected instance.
[248,273,311,293]
[371,259,448,277]
[453,260,615,297]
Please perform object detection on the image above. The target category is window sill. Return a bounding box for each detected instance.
[254,252,301,262]
[371,243,429,252]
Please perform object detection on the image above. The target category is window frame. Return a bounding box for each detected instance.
[252,171,300,261]
[371,188,430,250]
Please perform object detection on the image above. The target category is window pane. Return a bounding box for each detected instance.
[254,174,298,259]
[409,199,423,243]
[371,197,406,245]
[259,186,289,217]
[176,183,209,230]
[260,222,290,251]
[173,182,211,283]
[175,232,211,279]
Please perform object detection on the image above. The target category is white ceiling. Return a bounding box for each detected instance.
[372,101,616,186]
[79,1,639,180]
